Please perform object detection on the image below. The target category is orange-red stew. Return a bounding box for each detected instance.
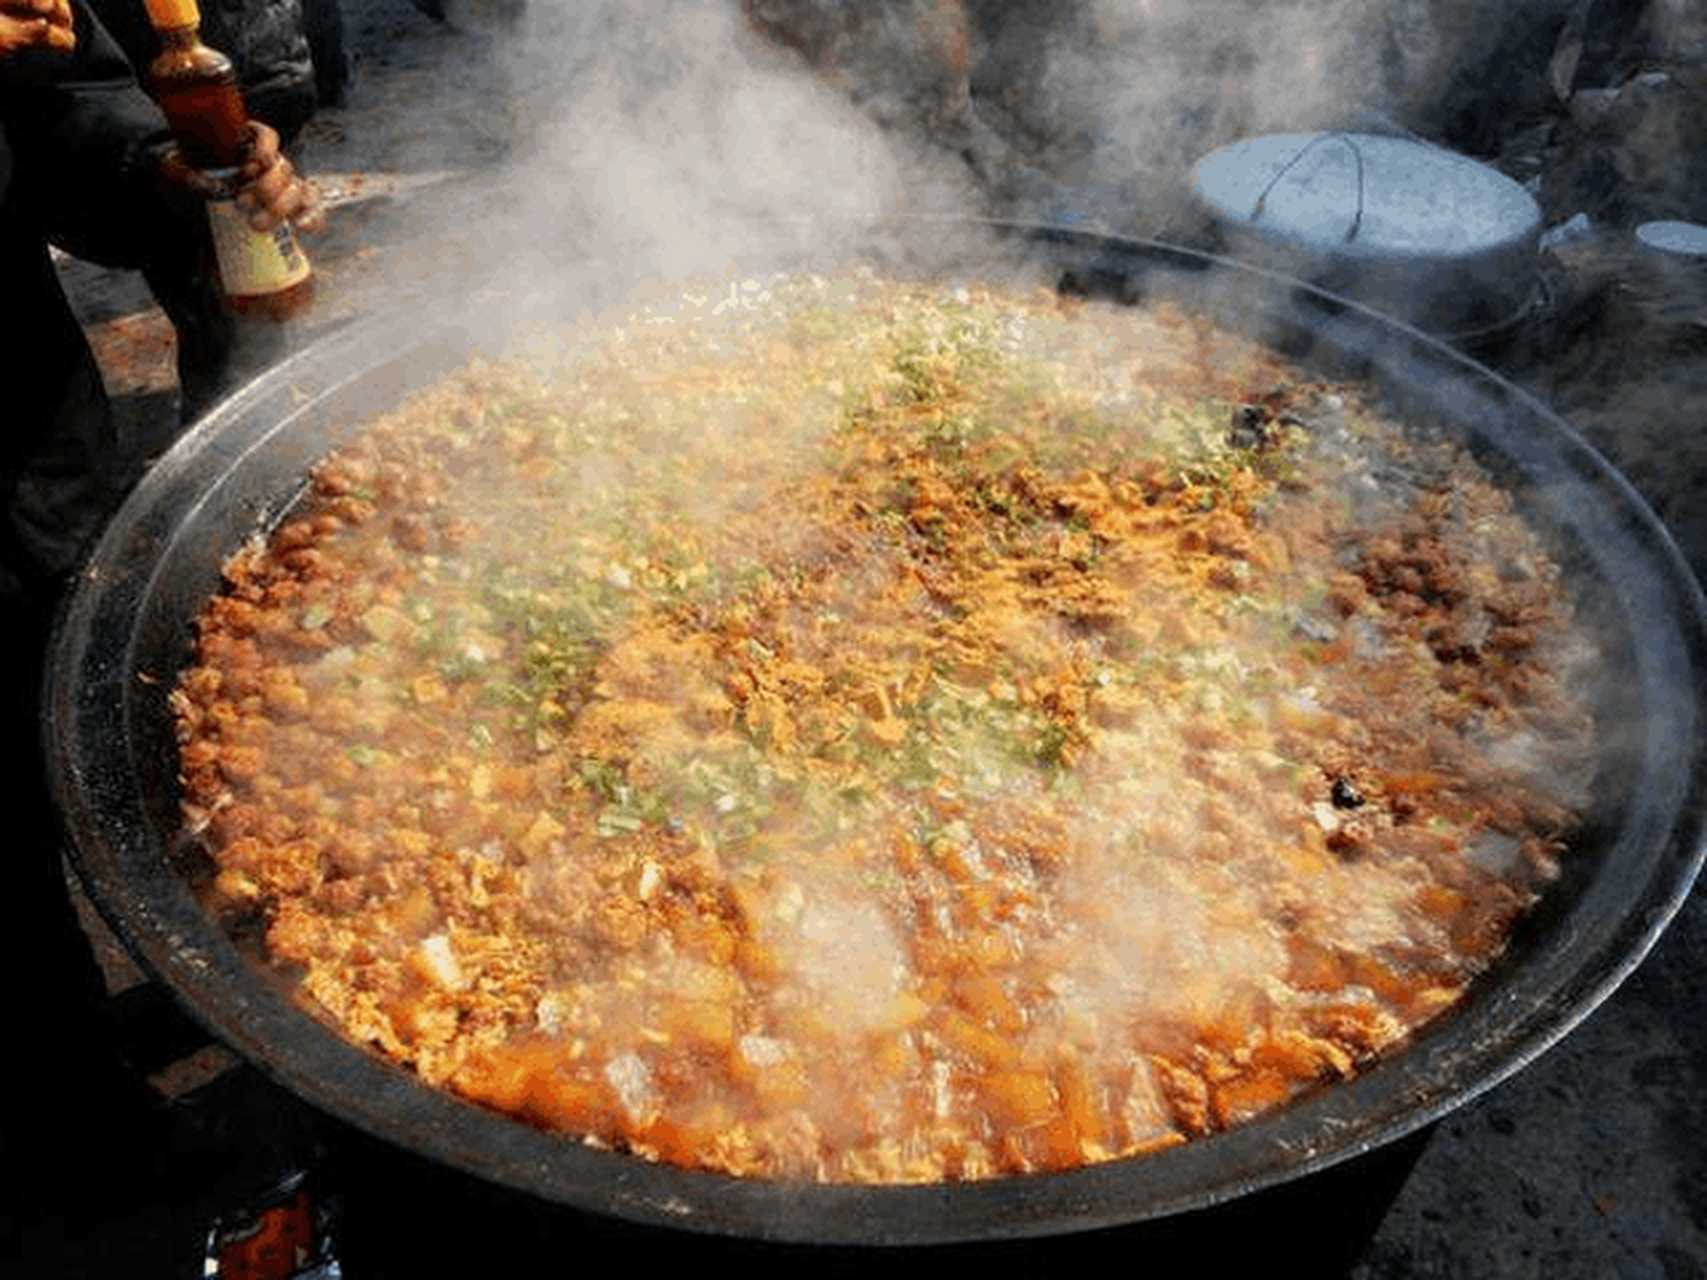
[173,276,1597,1182]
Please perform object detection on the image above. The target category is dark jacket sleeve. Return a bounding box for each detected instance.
[3,1,189,268]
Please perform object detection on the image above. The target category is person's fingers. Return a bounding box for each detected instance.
[155,143,225,199]
[235,155,326,233]
[0,6,76,55]
[3,0,74,36]
[231,123,321,231]
[0,0,67,20]
[238,121,282,176]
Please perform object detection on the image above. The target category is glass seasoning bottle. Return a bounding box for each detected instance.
[141,0,313,320]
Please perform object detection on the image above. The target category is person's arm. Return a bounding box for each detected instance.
[4,0,183,262]
[6,0,317,267]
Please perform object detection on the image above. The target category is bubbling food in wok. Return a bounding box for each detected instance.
[172,272,1599,1184]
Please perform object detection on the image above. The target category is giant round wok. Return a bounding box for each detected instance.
[44,225,1707,1244]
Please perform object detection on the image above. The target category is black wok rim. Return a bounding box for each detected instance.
[44,225,1707,1245]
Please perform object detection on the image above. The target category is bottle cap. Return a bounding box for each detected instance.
[143,0,201,30]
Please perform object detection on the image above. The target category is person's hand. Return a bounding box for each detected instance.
[158,121,326,231]
[234,121,325,234]
[0,0,76,58]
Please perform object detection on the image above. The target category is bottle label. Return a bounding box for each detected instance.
[207,198,311,301]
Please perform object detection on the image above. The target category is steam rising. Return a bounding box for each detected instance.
[364,0,1485,328]
[236,0,1620,1181]
[498,1,922,277]
[974,0,1398,228]
[398,0,985,331]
